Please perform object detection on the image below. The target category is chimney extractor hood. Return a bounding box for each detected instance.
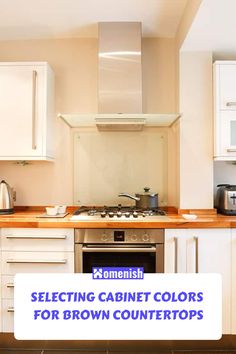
[98,22,142,115]
[59,22,180,130]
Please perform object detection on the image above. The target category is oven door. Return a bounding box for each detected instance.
[75,244,164,273]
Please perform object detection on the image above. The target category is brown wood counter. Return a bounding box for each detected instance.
[0,209,235,228]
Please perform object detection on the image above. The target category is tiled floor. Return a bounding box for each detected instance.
[1,334,236,353]
[0,351,236,354]
[0,350,236,354]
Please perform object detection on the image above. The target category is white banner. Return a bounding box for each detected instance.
[14,273,222,340]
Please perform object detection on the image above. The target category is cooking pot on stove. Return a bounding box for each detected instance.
[119,187,158,209]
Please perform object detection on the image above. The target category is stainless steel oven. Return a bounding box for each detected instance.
[75,229,164,273]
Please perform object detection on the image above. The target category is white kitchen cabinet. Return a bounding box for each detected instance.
[231,229,236,334]
[214,61,236,160]
[0,62,54,160]
[0,230,2,333]
[2,299,13,333]
[1,228,74,251]
[1,251,74,275]
[214,62,236,110]
[0,228,74,332]
[1,275,14,299]
[165,228,231,334]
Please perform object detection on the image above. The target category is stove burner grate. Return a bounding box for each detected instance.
[73,205,166,218]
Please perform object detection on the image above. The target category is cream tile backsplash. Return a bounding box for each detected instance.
[73,129,168,206]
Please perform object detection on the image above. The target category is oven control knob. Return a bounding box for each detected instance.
[108,212,114,218]
[125,212,130,218]
[142,212,146,217]
[101,211,106,218]
[117,211,122,218]
[133,211,138,218]
[101,233,108,241]
[131,234,137,241]
[142,233,150,242]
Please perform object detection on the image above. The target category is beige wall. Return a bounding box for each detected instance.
[175,0,202,112]
[171,0,202,207]
[142,38,175,113]
[179,51,213,209]
[0,37,176,205]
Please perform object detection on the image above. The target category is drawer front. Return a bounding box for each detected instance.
[2,275,14,299]
[2,251,74,274]
[2,299,14,333]
[1,228,74,251]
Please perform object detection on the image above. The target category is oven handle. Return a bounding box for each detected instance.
[82,246,157,252]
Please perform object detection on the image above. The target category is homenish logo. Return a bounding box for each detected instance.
[92,267,144,280]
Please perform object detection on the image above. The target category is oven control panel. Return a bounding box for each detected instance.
[101,230,150,242]
[75,229,164,244]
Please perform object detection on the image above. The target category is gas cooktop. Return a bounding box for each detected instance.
[70,205,170,221]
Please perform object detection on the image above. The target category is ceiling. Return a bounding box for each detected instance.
[0,0,188,40]
[182,0,236,53]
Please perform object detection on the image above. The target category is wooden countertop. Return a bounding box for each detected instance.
[0,208,235,228]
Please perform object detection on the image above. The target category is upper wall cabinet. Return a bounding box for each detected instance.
[214,61,236,161]
[0,62,54,161]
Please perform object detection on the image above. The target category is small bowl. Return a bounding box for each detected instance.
[182,214,198,220]
[55,205,67,214]
[46,207,59,216]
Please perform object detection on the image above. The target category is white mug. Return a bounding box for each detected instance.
[46,206,59,216]
[56,205,67,214]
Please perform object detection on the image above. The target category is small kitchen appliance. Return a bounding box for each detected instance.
[215,184,236,215]
[0,180,14,214]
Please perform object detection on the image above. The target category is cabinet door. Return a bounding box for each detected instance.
[214,62,236,160]
[165,228,231,334]
[231,229,236,334]
[217,64,236,110]
[215,111,236,158]
[190,229,231,334]
[0,65,41,157]
[165,229,191,273]
[0,63,54,160]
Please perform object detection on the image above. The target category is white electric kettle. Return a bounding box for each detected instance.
[0,180,14,214]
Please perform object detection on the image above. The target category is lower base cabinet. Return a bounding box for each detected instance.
[0,228,74,333]
[165,228,231,334]
[231,229,236,334]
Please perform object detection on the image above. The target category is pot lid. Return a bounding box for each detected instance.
[137,187,158,197]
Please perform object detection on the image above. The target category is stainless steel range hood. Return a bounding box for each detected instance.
[59,22,180,130]
[98,22,142,116]
[95,22,146,131]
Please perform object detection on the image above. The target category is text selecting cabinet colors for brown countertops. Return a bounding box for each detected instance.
[0,206,235,228]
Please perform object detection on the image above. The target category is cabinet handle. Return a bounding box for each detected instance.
[227,148,236,152]
[7,307,14,313]
[194,237,199,273]
[174,237,178,273]
[6,259,67,264]
[6,235,67,239]
[82,246,156,252]
[7,283,14,288]
[32,70,37,150]
[226,102,236,106]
